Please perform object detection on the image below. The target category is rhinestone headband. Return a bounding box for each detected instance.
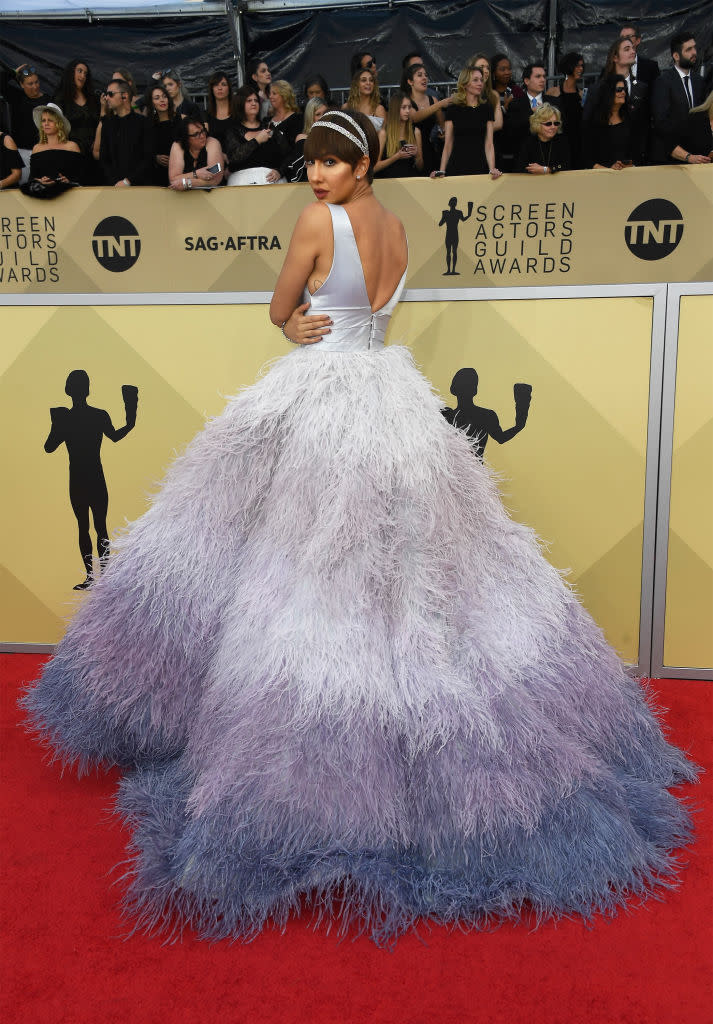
[310,112,369,155]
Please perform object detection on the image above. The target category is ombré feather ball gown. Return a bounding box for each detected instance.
[23,204,697,946]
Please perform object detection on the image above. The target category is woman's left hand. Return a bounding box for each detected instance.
[265,169,281,183]
[195,167,215,181]
[525,163,546,174]
[490,167,503,179]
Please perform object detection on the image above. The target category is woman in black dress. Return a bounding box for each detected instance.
[401,62,450,176]
[667,90,713,165]
[583,75,635,170]
[204,71,239,152]
[146,84,178,185]
[225,86,290,185]
[168,118,223,191]
[267,81,303,149]
[548,52,585,168]
[0,130,24,190]
[24,103,84,196]
[438,66,501,178]
[53,59,99,160]
[516,103,571,173]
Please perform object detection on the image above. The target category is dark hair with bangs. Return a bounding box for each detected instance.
[303,109,380,183]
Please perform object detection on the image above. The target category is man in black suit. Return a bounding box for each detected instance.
[619,25,660,86]
[651,32,705,162]
[505,64,561,156]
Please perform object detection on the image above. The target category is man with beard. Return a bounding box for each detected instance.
[652,32,704,162]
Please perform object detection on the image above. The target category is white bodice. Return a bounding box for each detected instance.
[303,203,407,353]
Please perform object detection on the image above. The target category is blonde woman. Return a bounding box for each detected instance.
[26,103,84,193]
[466,53,503,131]
[437,66,501,177]
[268,80,303,146]
[516,102,570,173]
[343,67,386,130]
[374,91,423,177]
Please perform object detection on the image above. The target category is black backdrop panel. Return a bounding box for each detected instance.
[243,1,549,90]
[0,16,234,100]
[558,0,713,72]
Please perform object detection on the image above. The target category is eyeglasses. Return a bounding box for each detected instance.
[187,128,206,138]
[542,120,561,126]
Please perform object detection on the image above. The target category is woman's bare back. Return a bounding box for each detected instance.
[308,198,407,312]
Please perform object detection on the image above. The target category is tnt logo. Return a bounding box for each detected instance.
[625,199,684,261]
[92,216,141,272]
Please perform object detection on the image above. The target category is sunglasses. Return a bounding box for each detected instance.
[19,66,38,78]
[187,128,206,138]
[614,86,627,93]
[542,120,561,126]
[103,90,123,98]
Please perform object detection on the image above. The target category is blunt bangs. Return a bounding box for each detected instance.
[304,110,380,182]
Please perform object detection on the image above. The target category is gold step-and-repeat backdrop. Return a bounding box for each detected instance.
[0,166,711,294]
[664,294,713,671]
[1,169,711,669]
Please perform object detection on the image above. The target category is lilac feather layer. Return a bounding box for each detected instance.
[22,345,698,945]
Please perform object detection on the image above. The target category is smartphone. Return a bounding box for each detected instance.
[206,162,222,174]
[400,140,408,149]
[433,170,446,177]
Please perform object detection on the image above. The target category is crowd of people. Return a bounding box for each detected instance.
[1,25,711,197]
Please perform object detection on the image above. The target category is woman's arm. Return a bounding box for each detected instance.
[194,137,224,183]
[414,126,423,170]
[270,203,334,344]
[168,142,188,189]
[485,121,501,177]
[410,95,451,124]
[492,99,503,132]
[437,119,453,174]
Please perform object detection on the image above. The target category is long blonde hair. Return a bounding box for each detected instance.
[452,65,487,107]
[466,53,499,111]
[39,109,68,144]
[384,91,416,157]
[346,68,380,114]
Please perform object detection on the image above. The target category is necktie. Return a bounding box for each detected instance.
[683,75,693,107]
[531,96,538,110]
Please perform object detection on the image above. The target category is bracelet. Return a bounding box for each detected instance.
[684,153,690,163]
[123,177,130,185]
[280,320,295,343]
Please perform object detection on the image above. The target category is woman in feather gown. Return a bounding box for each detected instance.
[23,110,697,946]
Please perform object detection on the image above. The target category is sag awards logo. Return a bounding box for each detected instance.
[92,216,141,272]
[624,199,684,261]
[437,197,575,277]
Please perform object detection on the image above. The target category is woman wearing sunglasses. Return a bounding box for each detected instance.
[584,75,635,169]
[168,118,223,190]
[516,103,571,173]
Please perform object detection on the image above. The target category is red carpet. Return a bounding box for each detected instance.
[2,653,711,1024]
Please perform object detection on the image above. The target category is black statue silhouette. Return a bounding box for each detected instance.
[438,198,473,275]
[443,367,532,459]
[45,370,139,590]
